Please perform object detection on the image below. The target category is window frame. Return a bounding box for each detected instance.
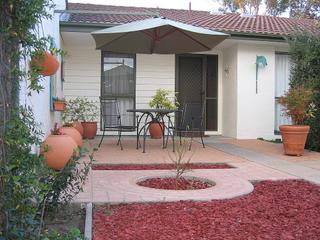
[274,52,291,134]
[100,51,136,128]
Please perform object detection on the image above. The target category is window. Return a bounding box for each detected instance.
[101,52,136,127]
[275,53,291,133]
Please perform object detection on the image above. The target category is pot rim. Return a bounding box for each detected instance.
[279,124,310,128]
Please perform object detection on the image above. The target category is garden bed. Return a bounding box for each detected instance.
[93,180,320,240]
[92,163,233,170]
[44,203,85,235]
[137,177,214,190]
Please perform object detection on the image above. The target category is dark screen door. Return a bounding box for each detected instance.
[177,55,218,131]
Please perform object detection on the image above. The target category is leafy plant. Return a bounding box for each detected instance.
[277,85,316,125]
[0,107,94,239]
[50,123,63,135]
[287,33,320,151]
[149,89,179,110]
[42,227,84,240]
[43,147,94,208]
[62,97,98,122]
[0,1,92,239]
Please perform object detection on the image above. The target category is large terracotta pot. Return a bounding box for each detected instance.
[42,135,77,170]
[31,51,59,76]
[149,122,164,139]
[61,127,83,147]
[82,121,97,139]
[73,121,84,136]
[279,125,310,156]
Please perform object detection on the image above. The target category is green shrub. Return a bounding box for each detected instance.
[0,107,93,239]
[288,33,320,151]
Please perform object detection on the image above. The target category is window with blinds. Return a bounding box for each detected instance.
[101,52,136,127]
[275,53,291,133]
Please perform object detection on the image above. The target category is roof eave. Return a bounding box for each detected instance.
[59,21,287,42]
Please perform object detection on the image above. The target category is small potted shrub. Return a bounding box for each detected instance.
[53,97,66,111]
[278,85,316,156]
[62,97,87,136]
[79,98,98,139]
[42,123,78,170]
[149,89,178,139]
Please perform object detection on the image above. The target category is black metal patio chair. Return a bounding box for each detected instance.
[170,102,205,150]
[99,99,137,150]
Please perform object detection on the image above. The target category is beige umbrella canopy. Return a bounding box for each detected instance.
[91,17,229,54]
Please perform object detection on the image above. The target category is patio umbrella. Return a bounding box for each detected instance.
[91,17,229,54]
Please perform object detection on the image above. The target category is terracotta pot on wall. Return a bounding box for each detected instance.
[53,100,66,111]
[42,135,77,170]
[82,121,97,139]
[31,51,59,76]
[279,125,310,156]
[73,121,84,136]
[61,127,83,147]
[149,122,164,139]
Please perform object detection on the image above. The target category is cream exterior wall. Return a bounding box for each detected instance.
[136,54,175,109]
[221,44,238,138]
[19,1,65,139]
[61,31,288,139]
[62,33,176,135]
[236,43,276,139]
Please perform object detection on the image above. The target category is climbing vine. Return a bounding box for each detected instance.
[0,1,92,239]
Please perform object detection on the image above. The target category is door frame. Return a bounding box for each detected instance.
[175,53,222,135]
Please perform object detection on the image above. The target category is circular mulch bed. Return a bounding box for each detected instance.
[137,177,215,190]
[92,163,233,171]
[93,180,320,240]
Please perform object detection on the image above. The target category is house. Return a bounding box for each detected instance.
[32,1,320,139]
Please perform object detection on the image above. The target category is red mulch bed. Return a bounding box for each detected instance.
[93,180,320,240]
[92,163,233,170]
[137,177,214,190]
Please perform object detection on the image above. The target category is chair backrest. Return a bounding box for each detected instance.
[180,102,204,130]
[100,99,121,129]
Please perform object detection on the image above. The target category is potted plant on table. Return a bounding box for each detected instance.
[278,85,316,156]
[149,89,179,139]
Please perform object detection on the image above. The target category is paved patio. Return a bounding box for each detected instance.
[73,136,320,203]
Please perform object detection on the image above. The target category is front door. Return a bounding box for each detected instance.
[177,55,218,131]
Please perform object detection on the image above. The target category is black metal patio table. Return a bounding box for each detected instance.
[127,108,177,153]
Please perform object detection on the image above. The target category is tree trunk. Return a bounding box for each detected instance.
[0,0,20,228]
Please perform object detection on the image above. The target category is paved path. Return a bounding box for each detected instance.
[206,141,320,185]
[75,137,319,204]
[75,160,297,203]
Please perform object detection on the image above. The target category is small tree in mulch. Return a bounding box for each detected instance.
[168,138,195,189]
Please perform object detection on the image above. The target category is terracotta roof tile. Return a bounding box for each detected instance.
[63,3,319,36]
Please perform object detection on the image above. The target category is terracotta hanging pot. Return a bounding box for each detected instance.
[149,122,164,139]
[73,121,84,136]
[82,121,97,139]
[53,100,66,111]
[61,127,83,147]
[279,125,310,156]
[31,51,59,76]
[42,135,77,170]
